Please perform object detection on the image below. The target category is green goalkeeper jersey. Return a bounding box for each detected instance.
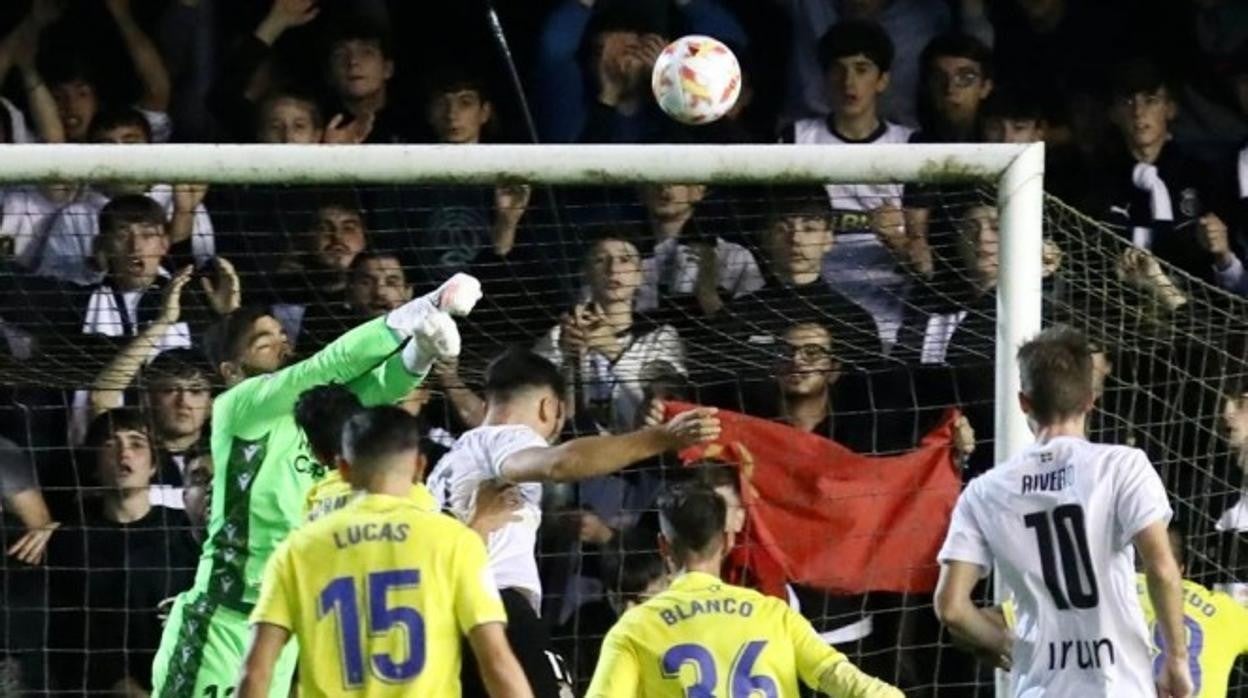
[189,316,422,611]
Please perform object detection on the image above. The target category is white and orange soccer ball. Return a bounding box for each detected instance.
[651,35,742,125]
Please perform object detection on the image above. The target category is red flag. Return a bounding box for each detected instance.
[667,402,963,595]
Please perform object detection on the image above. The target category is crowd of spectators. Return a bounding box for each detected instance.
[0,0,1247,695]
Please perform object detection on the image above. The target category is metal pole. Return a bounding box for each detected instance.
[993,140,1046,697]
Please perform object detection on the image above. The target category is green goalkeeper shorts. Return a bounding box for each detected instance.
[150,592,298,698]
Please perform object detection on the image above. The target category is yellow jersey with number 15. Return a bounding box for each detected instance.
[1137,573,1248,698]
[252,493,506,698]
[586,571,903,698]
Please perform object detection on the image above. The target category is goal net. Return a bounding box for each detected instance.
[0,144,1242,697]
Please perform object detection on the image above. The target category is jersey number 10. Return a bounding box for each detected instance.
[1024,504,1100,610]
[319,569,426,688]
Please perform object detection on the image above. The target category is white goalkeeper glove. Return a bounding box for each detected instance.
[401,310,460,377]
[386,272,482,336]
[389,273,482,376]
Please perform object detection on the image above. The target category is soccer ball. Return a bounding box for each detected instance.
[651,35,742,125]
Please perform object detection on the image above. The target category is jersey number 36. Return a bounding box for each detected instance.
[319,569,425,688]
[662,640,778,698]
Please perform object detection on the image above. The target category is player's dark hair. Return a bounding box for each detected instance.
[295,384,364,465]
[693,462,740,496]
[341,406,422,474]
[1017,325,1094,425]
[818,19,894,73]
[257,90,325,130]
[920,33,994,81]
[658,482,727,563]
[98,194,166,240]
[484,348,566,403]
[88,106,153,143]
[204,306,275,370]
[141,348,213,389]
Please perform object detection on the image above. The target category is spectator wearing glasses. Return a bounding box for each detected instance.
[739,320,973,689]
[89,344,214,510]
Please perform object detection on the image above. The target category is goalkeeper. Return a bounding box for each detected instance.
[151,273,483,698]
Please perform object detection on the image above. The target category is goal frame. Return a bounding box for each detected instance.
[0,141,1045,694]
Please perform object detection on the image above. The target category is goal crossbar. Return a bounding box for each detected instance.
[0,141,1044,696]
[0,143,1030,185]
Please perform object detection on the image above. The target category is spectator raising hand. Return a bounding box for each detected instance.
[104,0,172,113]
[199,257,242,316]
[255,0,321,46]
[492,184,531,256]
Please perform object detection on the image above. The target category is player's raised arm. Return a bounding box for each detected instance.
[500,407,719,483]
[215,274,481,428]
[1135,522,1192,697]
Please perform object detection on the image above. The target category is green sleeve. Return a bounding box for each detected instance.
[346,347,425,407]
[219,317,405,439]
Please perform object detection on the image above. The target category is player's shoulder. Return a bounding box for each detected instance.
[449,424,547,459]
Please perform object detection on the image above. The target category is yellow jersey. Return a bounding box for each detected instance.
[586,571,903,698]
[252,493,506,697]
[1136,573,1248,698]
[303,470,439,522]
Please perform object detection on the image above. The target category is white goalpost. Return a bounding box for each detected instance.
[0,142,1045,696]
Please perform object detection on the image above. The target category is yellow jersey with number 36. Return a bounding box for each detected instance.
[586,571,903,698]
[252,493,506,698]
[1136,573,1248,698]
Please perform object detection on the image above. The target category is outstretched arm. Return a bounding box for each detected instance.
[105,0,171,111]
[225,275,481,433]
[499,408,720,483]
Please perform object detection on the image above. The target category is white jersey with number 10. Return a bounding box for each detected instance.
[938,436,1172,697]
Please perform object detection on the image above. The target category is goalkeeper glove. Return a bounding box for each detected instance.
[388,273,483,375]
[386,272,482,336]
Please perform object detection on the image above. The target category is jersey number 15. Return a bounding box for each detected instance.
[319,569,425,689]
[1024,504,1100,610]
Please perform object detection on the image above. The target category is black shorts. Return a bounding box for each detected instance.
[461,587,565,698]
